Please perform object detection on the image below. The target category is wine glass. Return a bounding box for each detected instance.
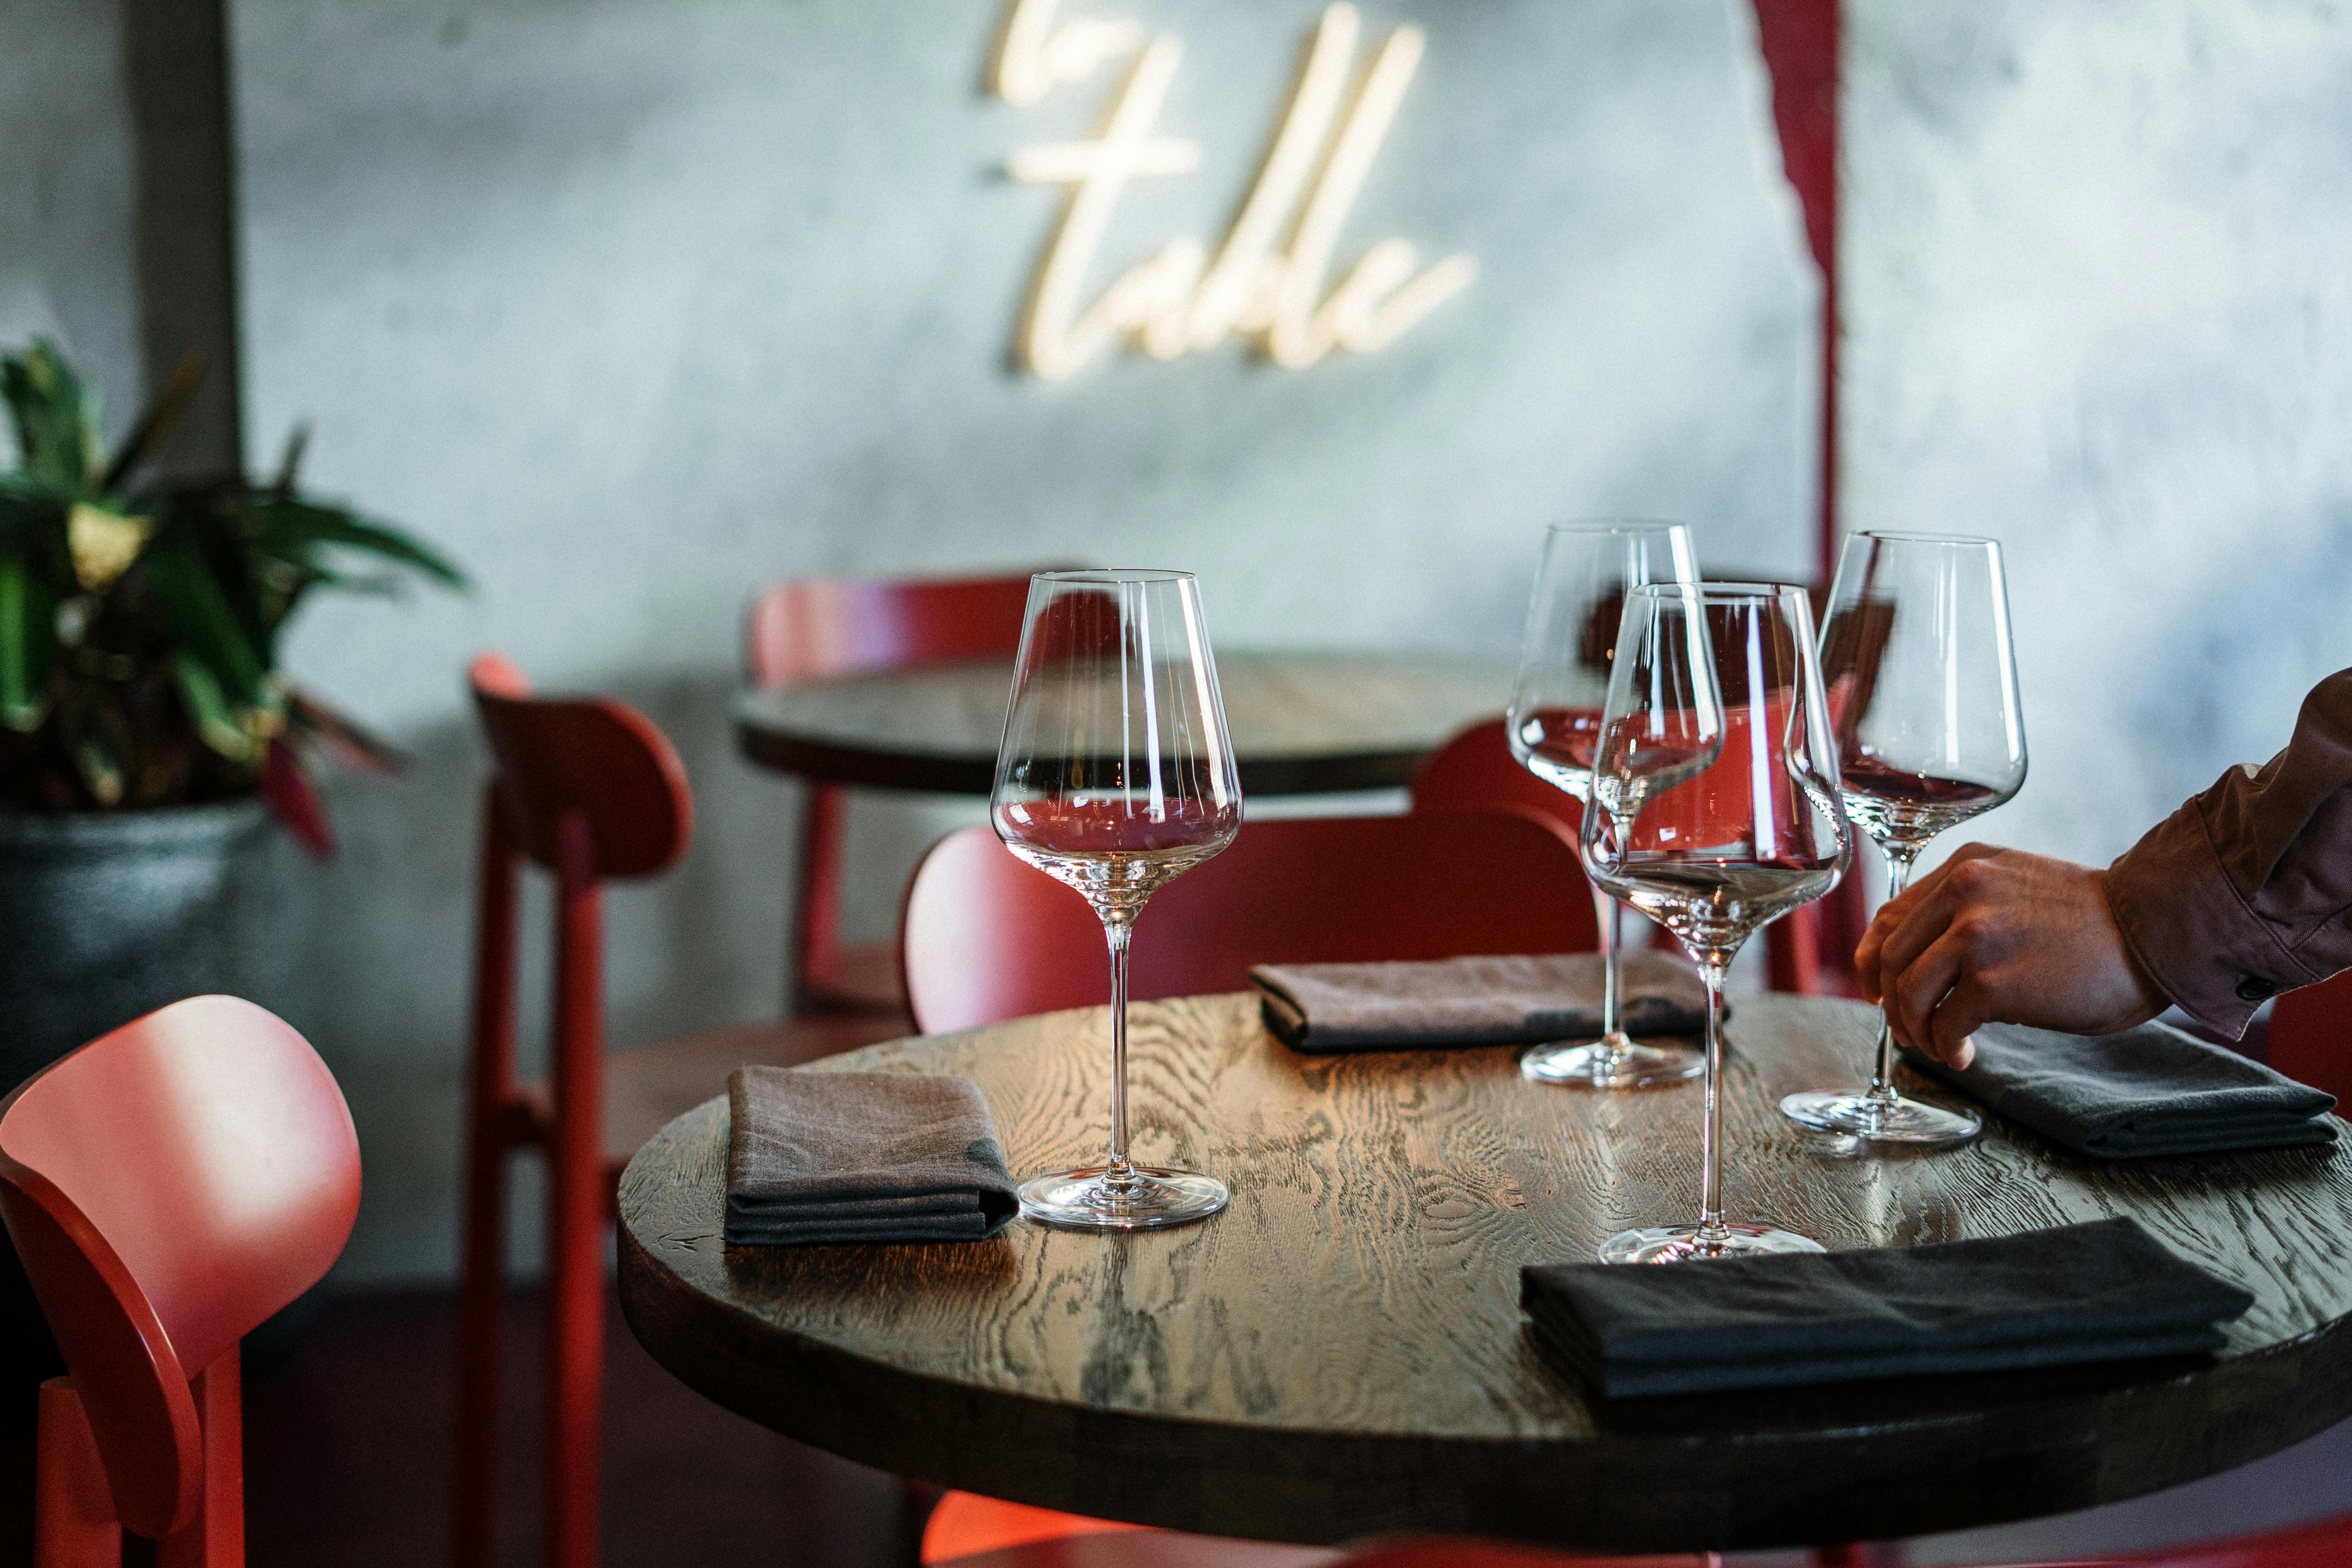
[1507,521,1706,1089]
[1779,532,2027,1146]
[1584,582,1852,1263]
[991,569,1242,1230]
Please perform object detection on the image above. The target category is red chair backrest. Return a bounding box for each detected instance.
[744,571,1049,688]
[901,811,1600,1034]
[1411,718,1588,837]
[469,652,693,879]
[0,997,359,1536]
[2267,967,2352,1107]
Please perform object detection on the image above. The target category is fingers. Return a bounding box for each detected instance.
[1888,924,1969,1055]
[1851,843,1999,997]
[1871,868,1973,1011]
[1925,976,1991,1068]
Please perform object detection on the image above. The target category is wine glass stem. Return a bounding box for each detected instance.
[1696,955,1732,1247]
[1102,912,1138,1191]
[1866,845,1924,1106]
[1593,885,1623,1049]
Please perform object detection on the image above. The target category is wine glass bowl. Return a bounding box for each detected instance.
[992,569,1242,1230]
[1780,532,2027,1147]
[1506,521,1706,1090]
[1584,582,1851,1263]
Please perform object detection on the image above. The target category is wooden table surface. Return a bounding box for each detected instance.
[731,650,1512,795]
[617,994,2352,1555]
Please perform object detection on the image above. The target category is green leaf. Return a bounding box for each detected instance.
[100,352,206,493]
[248,499,469,589]
[0,547,56,731]
[272,424,309,497]
[171,651,254,764]
[143,536,270,710]
[2,341,102,493]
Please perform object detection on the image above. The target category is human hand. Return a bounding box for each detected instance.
[1854,844,2167,1068]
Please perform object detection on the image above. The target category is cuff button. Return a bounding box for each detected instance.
[2236,975,2278,1002]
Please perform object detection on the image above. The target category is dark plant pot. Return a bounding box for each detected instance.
[0,798,297,1431]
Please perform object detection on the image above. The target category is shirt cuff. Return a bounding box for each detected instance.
[2106,800,2330,1038]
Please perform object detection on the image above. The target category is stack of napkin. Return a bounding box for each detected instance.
[1904,1020,2338,1158]
[1521,1217,2255,1399]
[1250,952,1709,1054]
[724,1066,1019,1246]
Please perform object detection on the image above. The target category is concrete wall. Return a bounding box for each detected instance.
[0,0,147,426]
[208,0,1813,1281]
[27,0,1810,1282]
[1843,0,2352,869]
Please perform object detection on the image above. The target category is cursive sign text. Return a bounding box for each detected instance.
[995,0,1476,380]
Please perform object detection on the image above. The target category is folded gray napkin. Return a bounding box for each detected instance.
[1902,1020,2337,1159]
[1521,1217,2255,1400]
[724,1067,1018,1245]
[1250,952,1709,1054]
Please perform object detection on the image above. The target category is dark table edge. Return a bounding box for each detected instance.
[617,1138,2352,1555]
[734,722,1435,796]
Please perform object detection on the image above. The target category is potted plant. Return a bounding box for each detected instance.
[0,338,465,1085]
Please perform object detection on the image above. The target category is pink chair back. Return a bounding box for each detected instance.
[901,811,1599,1034]
[745,571,1048,687]
[469,652,693,879]
[1411,718,1586,831]
[1411,718,1842,996]
[0,997,359,1536]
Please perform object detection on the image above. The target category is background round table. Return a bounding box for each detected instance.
[617,994,2352,1555]
[732,650,1512,795]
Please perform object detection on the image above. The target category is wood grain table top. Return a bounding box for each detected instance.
[731,650,1512,794]
[616,993,2352,1554]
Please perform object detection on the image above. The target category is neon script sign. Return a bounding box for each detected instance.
[993,0,1476,380]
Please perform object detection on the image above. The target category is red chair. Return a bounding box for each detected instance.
[746,570,1050,1016]
[900,810,1600,1034]
[904,809,1601,1568]
[2267,967,2352,1106]
[0,995,361,1568]
[455,653,898,1568]
[1409,718,1836,997]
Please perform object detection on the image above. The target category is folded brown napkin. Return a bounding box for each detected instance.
[1250,952,1709,1054]
[725,1067,1018,1245]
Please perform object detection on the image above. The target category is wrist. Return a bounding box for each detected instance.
[2091,868,2170,1021]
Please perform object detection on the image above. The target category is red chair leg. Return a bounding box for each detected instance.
[547,814,607,1568]
[455,791,523,1568]
[792,783,850,1014]
[157,1350,242,1568]
[35,1379,119,1568]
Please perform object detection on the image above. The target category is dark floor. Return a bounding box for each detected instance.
[4,1286,2350,1567]
[2,1288,915,1568]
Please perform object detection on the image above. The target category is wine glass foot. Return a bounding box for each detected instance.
[1599,1222,1825,1264]
[1520,1036,1704,1090]
[1017,1166,1229,1231]
[1779,1090,1982,1146]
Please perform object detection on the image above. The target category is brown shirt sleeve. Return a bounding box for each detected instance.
[2105,668,2352,1037]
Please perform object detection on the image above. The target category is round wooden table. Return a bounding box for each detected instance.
[732,650,1512,795]
[616,994,2352,1555]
